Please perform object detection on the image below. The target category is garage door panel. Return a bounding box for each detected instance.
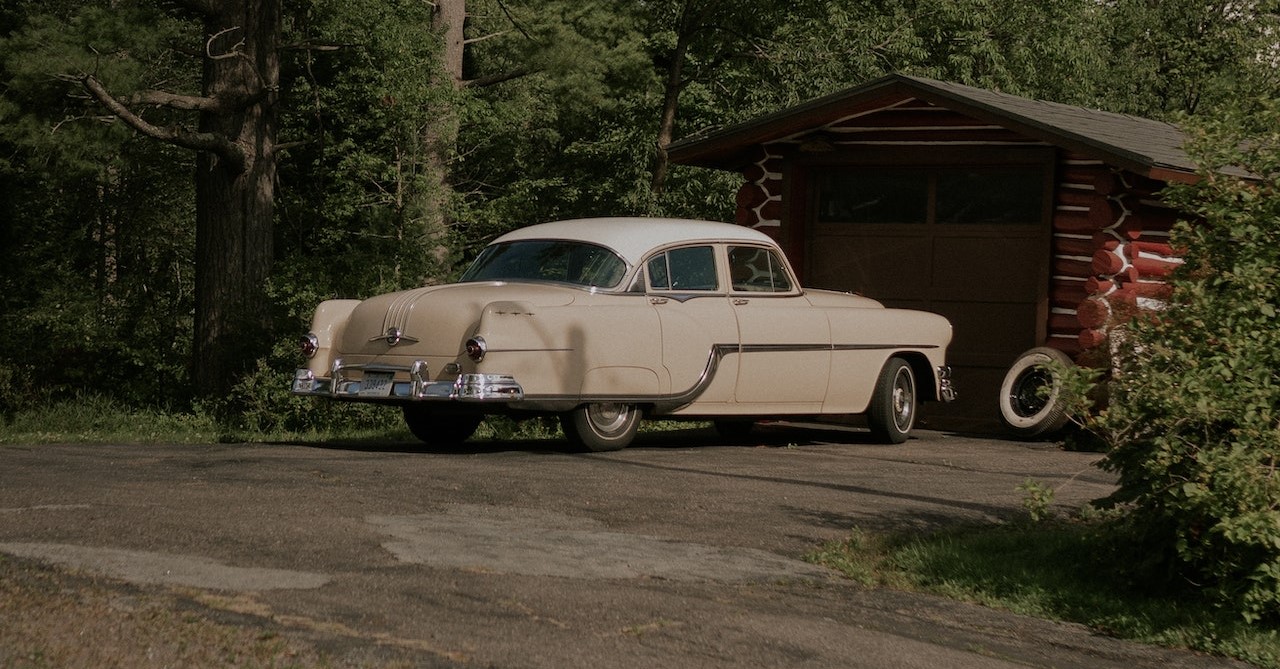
[930,236,1044,303]
[808,231,1045,434]
[929,302,1039,369]
[809,234,931,300]
[917,366,1009,433]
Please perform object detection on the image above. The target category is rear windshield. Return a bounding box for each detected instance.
[459,240,628,289]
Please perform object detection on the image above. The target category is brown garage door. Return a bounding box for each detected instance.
[804,164,1051,433]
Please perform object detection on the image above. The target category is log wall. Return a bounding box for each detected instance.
[1055,164,1181,357]
[733,146,786,235]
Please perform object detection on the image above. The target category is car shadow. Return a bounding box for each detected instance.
[280,420,905,455]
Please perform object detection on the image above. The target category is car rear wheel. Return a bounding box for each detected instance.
[998,347,1073,439]
[402,405,483,449]
[866,358,916,444]
[561,403,640,452]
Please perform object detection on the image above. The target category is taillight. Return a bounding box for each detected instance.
[464,336,487,362]
[300,333,319,358]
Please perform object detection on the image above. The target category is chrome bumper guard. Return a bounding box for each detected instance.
[292,360,523,402]
[937,366,957,402]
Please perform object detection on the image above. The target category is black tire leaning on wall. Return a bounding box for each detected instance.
[998,347,1074,439]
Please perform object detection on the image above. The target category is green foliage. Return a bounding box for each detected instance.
[1094,101,1280,622]
[0,2,200,410]
[1017,479,1056,522]
[760,0,1111,107]
[1102,0,1280,117]
[278,0,457,294]
[810,522,1280,667]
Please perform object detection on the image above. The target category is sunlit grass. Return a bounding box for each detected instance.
[0,395,409,445]
[0,395,709,447]
[807,521,1280,668]
[0,395,222,445]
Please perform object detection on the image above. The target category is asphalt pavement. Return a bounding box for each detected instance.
[0,426,1251,668]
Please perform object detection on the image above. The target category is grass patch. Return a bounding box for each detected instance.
[0,395,224,445]
[0,395,412,446]
[0,395,710,446]
[807,520,1280,668]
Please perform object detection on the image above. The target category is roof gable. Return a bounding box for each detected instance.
[668,74,1197,183]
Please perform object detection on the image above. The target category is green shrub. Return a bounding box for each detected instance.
[223,344,403,436]
[1093,101,1280,622]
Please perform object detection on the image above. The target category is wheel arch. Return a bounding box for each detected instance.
[893,351,941,402]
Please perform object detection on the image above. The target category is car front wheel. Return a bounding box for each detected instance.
[866,358,916,444]
[402,405,483,449]
[561,403,640,452]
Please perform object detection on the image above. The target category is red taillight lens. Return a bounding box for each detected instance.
[464,336,486,362]
[300,333,319,358]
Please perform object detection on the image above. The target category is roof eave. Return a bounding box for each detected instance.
[666,75,911,169]
[668,73,1201,182]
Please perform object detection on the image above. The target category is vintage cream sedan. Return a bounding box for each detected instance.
[292,217,955,450]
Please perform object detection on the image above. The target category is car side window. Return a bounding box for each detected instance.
[647,246,719,292]
[728,246,793,293]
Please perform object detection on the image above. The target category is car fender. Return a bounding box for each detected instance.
[475,299,663,399]
[306,299,360,376]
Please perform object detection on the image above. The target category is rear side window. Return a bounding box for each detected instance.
[647,246,718,292]
[728,246,793,293]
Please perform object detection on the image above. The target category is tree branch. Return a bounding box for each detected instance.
[126,89,224,112]
[79,74,246,171]
[463,31,509,46]
[462,66,533,88]
[169,0,218,16]
[279,40,357,52]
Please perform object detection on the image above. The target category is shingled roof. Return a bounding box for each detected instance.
[667,73,1200,183]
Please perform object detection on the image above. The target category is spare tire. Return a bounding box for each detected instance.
[998,347,1074,439]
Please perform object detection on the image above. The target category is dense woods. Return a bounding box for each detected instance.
[0,0,1276,420]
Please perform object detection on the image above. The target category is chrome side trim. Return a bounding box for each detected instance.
[739,343,940,353]
[830,343,941,351]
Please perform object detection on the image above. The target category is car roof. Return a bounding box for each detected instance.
[492,217,778,266]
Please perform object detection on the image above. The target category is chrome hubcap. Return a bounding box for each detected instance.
[891,368,914,431]
[587,403,631,433]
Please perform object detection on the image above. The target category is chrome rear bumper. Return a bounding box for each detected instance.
[292,362,523,402]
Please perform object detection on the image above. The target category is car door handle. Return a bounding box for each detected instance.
[649,297,669,305]
[732,298,749,306]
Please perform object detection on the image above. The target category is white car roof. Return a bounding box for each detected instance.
[492,217,778,266]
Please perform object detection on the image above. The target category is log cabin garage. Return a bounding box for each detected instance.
[667,74,1196,434]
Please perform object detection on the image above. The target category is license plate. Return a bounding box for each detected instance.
[359,371,395,397]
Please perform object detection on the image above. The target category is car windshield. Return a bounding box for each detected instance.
[459,240,628,289]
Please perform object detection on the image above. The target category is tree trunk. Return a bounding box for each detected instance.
[650,4,694,196]
[413,0,465,271]
[436,0,465,83]
[192,0,280,398]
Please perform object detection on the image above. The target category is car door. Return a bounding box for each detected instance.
[645,245,740,406]
[727,245,831,407]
